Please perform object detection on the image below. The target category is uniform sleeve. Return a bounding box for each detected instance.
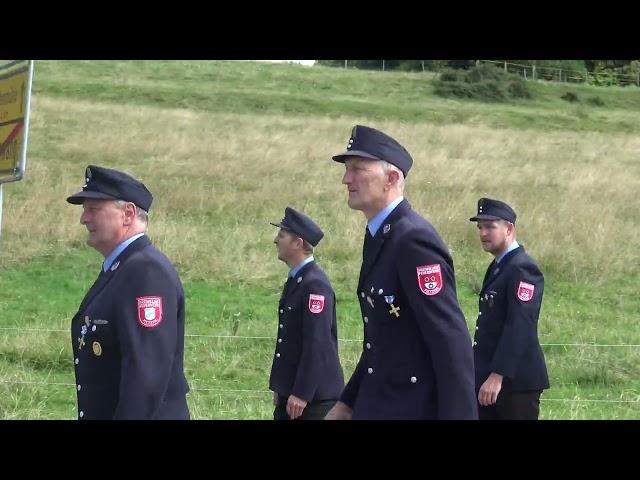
[290,279,334,402]
[112,260,181,419]
[490,264,544,379]
[397,231,478,419]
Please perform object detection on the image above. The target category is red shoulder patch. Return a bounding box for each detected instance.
[137,296,163,327]
[308,294,325,314]
[517,282,535,302]
[416,264,443,296]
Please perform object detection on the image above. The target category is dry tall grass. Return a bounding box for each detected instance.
[3,95,638,291]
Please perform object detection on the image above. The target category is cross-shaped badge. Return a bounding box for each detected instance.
[78,315,90,349]
[389,304,400,318]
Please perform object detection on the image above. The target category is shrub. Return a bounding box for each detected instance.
[507,79,531,99]
[434,63,531,102]
[561,91,580,103]
[586,96,605,107]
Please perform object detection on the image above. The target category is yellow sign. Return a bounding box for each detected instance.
[0,65,28,174]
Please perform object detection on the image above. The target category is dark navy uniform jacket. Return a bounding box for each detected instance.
[269,261,344,403]
[341,200,477,419]
[71,235,190,420]
[473,246,550,393]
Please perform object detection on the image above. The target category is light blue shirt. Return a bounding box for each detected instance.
[103,233,145,272]
[367,196,404,237]
[496,240,520,264]
[289,255,314,278]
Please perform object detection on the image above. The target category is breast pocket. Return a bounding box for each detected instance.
[368,279,404,324]
[85,320,116,357]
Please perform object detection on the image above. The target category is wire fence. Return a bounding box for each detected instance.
[1,326,640,408]
[477,60,640,88]
[1,326,639,348]
[338,60,640,88]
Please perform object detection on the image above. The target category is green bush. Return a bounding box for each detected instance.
[439,69,466,83]
[466,63,506,83]
[433,80,474,98]
[586,96,605,107]
[507,79,531,99]
[561,91,580,103]
[470,80,506,101]
[434,63,531,102]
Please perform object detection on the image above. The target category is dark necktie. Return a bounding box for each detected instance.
[281,276,293,299]
[363,227,373,261]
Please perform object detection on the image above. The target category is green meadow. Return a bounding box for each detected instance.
[1,60,639,419]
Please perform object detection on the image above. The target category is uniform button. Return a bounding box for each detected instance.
[361,292,365,298]
[476,326,479,330]
[367,368,373,374]
[288,307,291,310]
[92,325,97,331]
[276,353,281,358]
[79,411,84,418]
[410,376,417,383]
[478,312,482,316]
[366,343,371,349]
[279,309,283,314]
[278,338,282,343]
[480,297,483,302]
[75,358,79,365]
[364,317,368,323]
[279,324,283,328]
[77,385,81,391]
[473,341,477,346]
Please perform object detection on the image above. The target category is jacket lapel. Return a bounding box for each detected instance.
[75,235,151,315]
[481,246,523,292]
[283,261,316,301]
[358,199,410,288]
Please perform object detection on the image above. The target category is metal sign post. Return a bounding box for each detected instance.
[0,60,34,239]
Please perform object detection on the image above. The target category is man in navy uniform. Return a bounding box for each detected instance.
[469,198,549,420]
[66,165,190,420]
[325,125,477,420]
[269,207,344,420]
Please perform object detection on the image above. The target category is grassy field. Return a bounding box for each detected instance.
[1,61,639,419]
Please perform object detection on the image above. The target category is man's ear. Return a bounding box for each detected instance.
[123,202,137,225]
[505,221,515,235]
[387,168,400,188]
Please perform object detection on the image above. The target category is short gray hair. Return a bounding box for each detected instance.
[114,200,148,225]
[380,160,405,192]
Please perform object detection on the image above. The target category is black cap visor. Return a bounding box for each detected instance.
[66,190,120,205]
[469,214,509,222]
[332,150,382,163]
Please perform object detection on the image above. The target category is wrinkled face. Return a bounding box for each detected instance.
[80,199,126,257]
[476,219,512,256]
[273,229,300,263]
[341,157,388,217]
